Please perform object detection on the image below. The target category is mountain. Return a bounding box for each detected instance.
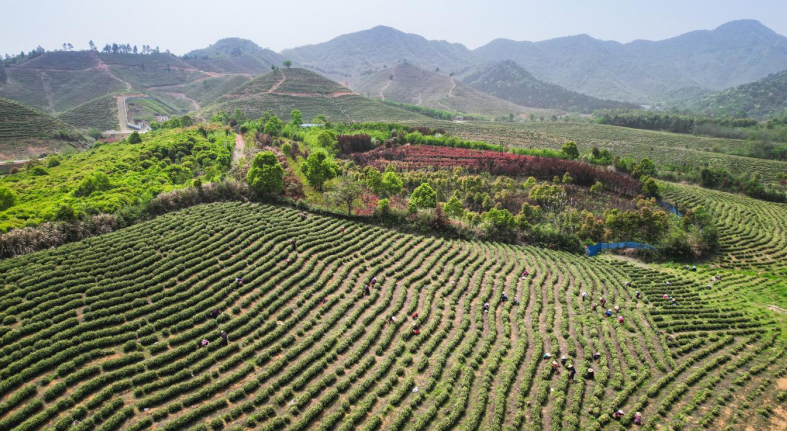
[671,69,787,119]
[475,20,787,102]
[183,38,288,74]
[0,97,88,160]
[282,26,484,78]
[349,63,555,118]
[462,60,637,113]
[198,68,429,123]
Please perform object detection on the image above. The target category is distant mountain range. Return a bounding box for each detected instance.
[667,69,787,119]
[349,63,555,118]
[282,26,484,78]
[462,61,636,113]
[281,20,787,104]
[184,38,287,75]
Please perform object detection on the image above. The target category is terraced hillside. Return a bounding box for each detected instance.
[402,120,787,184]
[0,202,783,431]
[663,183,787,276]
[200,68,429,123]
[349,63,554,118]
[0,97,87,160]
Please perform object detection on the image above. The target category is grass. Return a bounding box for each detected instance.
[0,125,234,231]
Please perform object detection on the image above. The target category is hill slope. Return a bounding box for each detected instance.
[0,200,783,430]
[200,68,429,122]
[671,69,787,119]
[0,97,87,159]
[282,26,484,77]
[475,20,787,102]
[462,60,637,113]
[349,63,554,117]
[184,38,288,74]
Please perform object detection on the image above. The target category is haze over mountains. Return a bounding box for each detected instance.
[2,17,787,143]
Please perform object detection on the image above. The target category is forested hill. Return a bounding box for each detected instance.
[463,61,637,113]
[183,38,287,75]
[474,20,787,103]
[671,69,787,119]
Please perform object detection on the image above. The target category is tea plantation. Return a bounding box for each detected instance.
[0,202,783,431]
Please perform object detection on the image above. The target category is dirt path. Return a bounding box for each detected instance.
[379,68,395,100]
[113,93,146,133]
[448,76,456,97]
[766,304,787,315]
[268,70,286,93]
[233,133,246,164]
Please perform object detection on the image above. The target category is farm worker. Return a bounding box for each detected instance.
[665,281,671,286]
[691,266,697,272]
[220,331,228,345]
[513,297,520,306]
[341,226,345,234]
[618,316,624,324]
[625,281,632,287]
[634,412,643,425]
[501,293,509,302]
[210,309,219,319]
[605,309,613,317]
[483,302,490,312]
[600,297,607,306]
[613,410,624,420]
[567,364,576,381]
[613,305,620,313]
[412,312,419,319]
[543,353,552,360]
[413,323,420,335]
[560,355,568,365]
[551,361,560,373]
[299,213,306,220]
[586,368,595,379]
[706,284,712,290]
[236,277,243,286]
[663,294,669,300]
[581,291,588,301]
[363,285,370,296]
[522,269,529,277]
[591,303,598,311]
[371,277,377,286]
[636,291,642,299]
[320,297,328,306]
[387,316,396,324]
[592,352,601,361]
[289,239,297,250]
[200,339,209,348]
[285,258,291,265]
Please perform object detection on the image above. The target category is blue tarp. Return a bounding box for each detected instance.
[657,200,682,216]
[586,242,658,257]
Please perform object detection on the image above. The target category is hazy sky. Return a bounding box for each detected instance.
[2,0,787,56]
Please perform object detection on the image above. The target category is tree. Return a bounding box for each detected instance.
[443,193,465,218]
[180,115,193,127]
[263,116,284,136]
[290,110,303,126]
[0,186,17,211]
[283,60,292,68]
[483,208,516,235]
[128,131,142,144]
[316,130,338,153]
[379,171,403,198]
[301,149,337,191]
[247,151,284,194]
[642,176,660,198]
[328,176,363,215]
[561,141,579,159]
[364,166,383,193]
[89,40,96,51]
[633,158,657,179]
[410,183,437,209]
